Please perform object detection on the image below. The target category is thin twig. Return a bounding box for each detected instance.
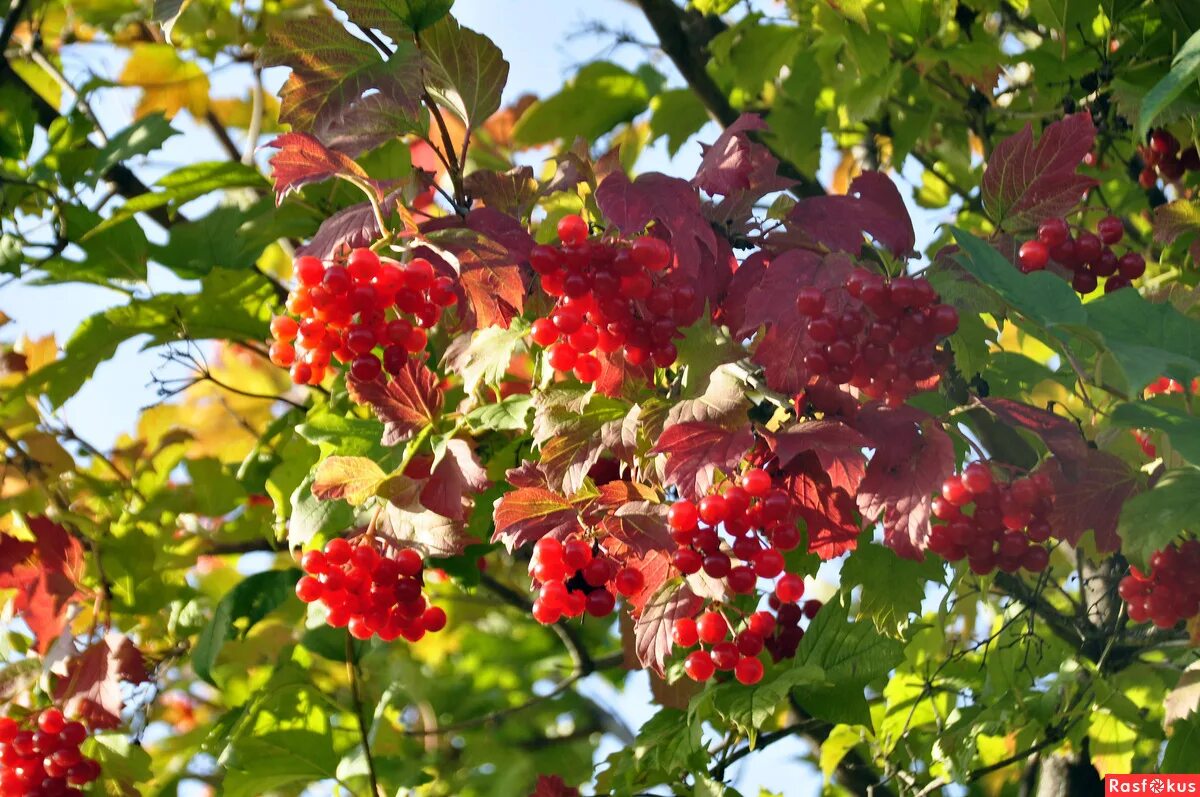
[345,635,384,797]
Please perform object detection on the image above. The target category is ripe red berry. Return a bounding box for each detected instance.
[1037,218,1069,248]
[734,656,764,685]
[614,567,645,597]
[698,494,729,525]
[672,617,700,647]
[795,287,825,316]
[585,588,616,617]
[557,214,588,246]
[573,353,602,383]
[295,575,323,603]
[775,573,805,603]
[632,236,671,271]
[1097,216,1124,245]
[530,318,559,347]
[1117,252,1146,280]
[1150,129,1180,157]
[1018,240,1049,272]
[961,462,994,495]
[753,548,785,579]
[696,611,728,643]
[684,650,716,681]
[672,547,702,574]
[547,342,578,371]
[295,255,325,286]
[668,501,699,531]
[711,641,739,670]
[740,467,771,497]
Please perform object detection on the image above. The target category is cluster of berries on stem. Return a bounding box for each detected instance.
[667,467,823,683]
[0,709,100,796]
[268,247,457,385]
[295,535,447,642]
[928,463,1056,575]
[795,268,958,406]
[528,536,642,624]
[1017,216,1145,295]
[1137,129,1200,188]
[1119,541,1200,629]
[527,214,698,383]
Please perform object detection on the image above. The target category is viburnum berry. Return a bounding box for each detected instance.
[1020,215,1146,295]
[1018,240,1049,272]
[696,611,728,644]
[1120,541,1200,628]
[775,573,805,603]
[0,711,100,794]
[734,656,764,685]
[613,567,644,597]
[684,649,716,682]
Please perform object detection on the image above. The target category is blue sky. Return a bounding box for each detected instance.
[2,1,961,792]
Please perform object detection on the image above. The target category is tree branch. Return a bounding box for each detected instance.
[631,0,825,198]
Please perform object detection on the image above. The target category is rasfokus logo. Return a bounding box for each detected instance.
[1107,776,1200,794]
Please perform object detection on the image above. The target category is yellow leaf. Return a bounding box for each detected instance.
[312,456,386,506]
[209,93,282,132]
[119,44,209,120]
[15,334,56,372]
[831,150,860,196]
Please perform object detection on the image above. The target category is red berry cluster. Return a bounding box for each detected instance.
[1137,129,1200,188]
[0,709,100,796]
[527,214,697,383]
[1119,541,1200,629]
[1017,216,1145,295]
[795,269,959,407]
[295,536,447,642]
[665,467,823,684]
[268,248,457,385]
[528,536,642,624]
[928,463,1055,575]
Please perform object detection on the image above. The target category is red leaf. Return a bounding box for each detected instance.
[780,172,916,258]
[783,464,861,560]
[981,112,1098,232]
[0,517,84,653]
[979,397,1088,477]
[633,581,703,675]
[348,358,444,445]
[529,775,580,797]
[600,501,674,558]
[854,404,956,560]
[595,170,729,317]
[620,550,674,615]
[419,439,489,521]
[54,632,148,729]
[1047,450,1140,552]
[774,419,871,495]
[266,132,372,203]
[593,347,654,399]
[296,190,406,260]
[419,211,530,329]
[693,113,793,225]
[491,487,579,552]
[651,421,753,500]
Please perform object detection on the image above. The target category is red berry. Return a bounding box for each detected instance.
[747,611,776,638]
[795,287,825,316]
[1097,216,1124,245]
[37,710,65,735]
[672,547,703,574]
[668,501,699,531]
[1117,252,1146,280]
[740,468,771,497]
[734,656,764,685]
[1075,232,1102,264]
[684,650,716,681]
[295,575,323,603]
[711,641,739,670]
[530,318,559,347]
[775,573,805,603]
[585,588,616,617]
[532,599,562,625]
[614,567,645,597]
[672,617,700,647]
[727,565,757,593]
[1072,270,1098,294]
[573,353,602,383]
[547,342,578,371]
[753,548,785,579]
[961,462,994,495]
[1150,129,1180,157]
[1018,240,1049,272]
[1037,218,1069,248]
[557,214,588,246]
[347,248,380,281]
[632,236,671,271]
[295,255,325,286]
[698,494,729,525]
[696,611,728,643]
[349,354,382,382]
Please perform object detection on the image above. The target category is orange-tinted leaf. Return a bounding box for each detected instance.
[491,487,578,551]
[266,132,371,203]
[348,358,444,445]
[54,632,148,729]
[651,421,753,500]
[0,517,83,653]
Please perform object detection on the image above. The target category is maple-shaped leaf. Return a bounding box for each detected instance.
[463,167,539,218]
[378,502,473,558]
[774,419,871,496]
[491,487,579,551]
[266,132,372,203]
[620,550,674,616]
[330,0,451,36]
[652,421,753,500]
[54,632,148,729]
[780,172,916,258]
[595,170,729,316]
[664,365,747,428]
[531,387,626,494]
[0,517,84,653]
[263,20,424,135]
[1047,449,1140,552]
[420,16,510,130]
[979,397,1088,477]
[600,501,674,558]
[692,113,794,224]
[593,347,655,399]
[981,112,1098,232]
[311,456,386,505]
[854,404,955,560]
[419,439,488,521]
[634,580,703,675]
[347,358,443,445]
[779,456,862,560]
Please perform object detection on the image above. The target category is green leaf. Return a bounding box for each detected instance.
[443,322,528,399]
[1138,28,1200,141]
[185,458,247,516]
[840,542,945,632]
[154,200,315,278]
[91,113,178,178]
[297,412,389,458]
[49,203,149,284]
[1085,288,1200,392]
[224,730,340,797]
[949,227,1086,330]
[466,393,534,433]
[1110,401,1200,465]
[635,708,704,778]
[690,0,739,13]
[649,90,710,155]
[15,269,273,407]
[421,16,509,130]
[692,662,824,740]
[820,724,868,779]
[289,472,357,549]
[792,597,903,726]
[192,569,301,686]
[332,0,452,35]
[513,62,651,146]
[0,80,36,159]
[1116,468,1200,569]
[1163,713,1200,773]
[89,161,266,236]
[81,733,153,785]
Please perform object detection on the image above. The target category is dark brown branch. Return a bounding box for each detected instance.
[631,0,825,198]
[0,0,31,55]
